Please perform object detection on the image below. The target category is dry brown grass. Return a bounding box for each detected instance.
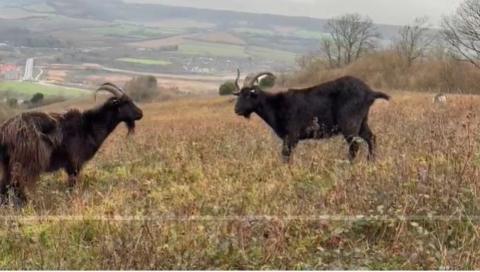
[1,92,480,269]
[290,51,480,94]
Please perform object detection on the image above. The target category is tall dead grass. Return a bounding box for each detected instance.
[288,51,480,94]
[0,93,480,269]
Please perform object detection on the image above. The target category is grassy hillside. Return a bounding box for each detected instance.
[1,93,480,269]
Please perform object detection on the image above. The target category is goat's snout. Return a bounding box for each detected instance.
[136,111,143,120]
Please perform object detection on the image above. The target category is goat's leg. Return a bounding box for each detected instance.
[12,186,27,208]
[9,164,31,208]
[0,164,10,205]
[8,181,27,208]
[339,117,362,161]
[66,166,79,189]
[359,124,376,161]
[0,185,6,205]
[282,136,298,163]
[345,136,361,161]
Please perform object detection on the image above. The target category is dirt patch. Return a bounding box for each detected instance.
[46,70,68,82]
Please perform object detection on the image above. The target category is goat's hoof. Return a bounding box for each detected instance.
[12,198,26,209]
[66,186,76,194]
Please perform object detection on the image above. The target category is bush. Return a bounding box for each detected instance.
[7,98,17,108]
[30,92,44,104]
[124,75,159,102]
[219,81,237,96]
[259,75,276,88]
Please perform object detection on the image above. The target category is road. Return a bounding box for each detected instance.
[23,58,35,81]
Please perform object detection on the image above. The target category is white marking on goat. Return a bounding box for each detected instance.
[433,93,447,104]
[305,117,321,136]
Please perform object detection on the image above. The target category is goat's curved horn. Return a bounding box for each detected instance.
[100,82,126,95]
[244,72,276,88]
[95,83,124,101]
[233,68,241,96]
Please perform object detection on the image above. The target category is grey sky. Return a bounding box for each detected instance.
[125,0,462,26]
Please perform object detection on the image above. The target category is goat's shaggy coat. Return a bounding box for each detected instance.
[0,83,143,206]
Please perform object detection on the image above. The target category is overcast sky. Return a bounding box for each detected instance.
[124,0,462,26]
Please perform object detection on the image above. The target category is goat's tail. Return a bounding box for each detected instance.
[372,91,390,101]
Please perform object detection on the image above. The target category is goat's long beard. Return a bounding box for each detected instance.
[125,120,136,135]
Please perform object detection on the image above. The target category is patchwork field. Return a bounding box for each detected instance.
[87,24,177,39]
[1,92,480,269]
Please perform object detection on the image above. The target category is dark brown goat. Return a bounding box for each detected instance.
[0,83,143,206]
[232,70,390,162]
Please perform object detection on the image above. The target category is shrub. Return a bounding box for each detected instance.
[30,92,44,104]
[259,75,276,88]
[124,75,159,102]
[219,81,237,96]
[7,98,17,108]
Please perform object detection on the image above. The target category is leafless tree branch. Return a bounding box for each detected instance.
[441,0,480,69]
[320,13,380,68]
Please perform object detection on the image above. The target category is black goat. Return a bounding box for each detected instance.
[232,70,390,162]
[0,83,143,206]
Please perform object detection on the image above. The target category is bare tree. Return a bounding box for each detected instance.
[442,0,480,69]
[395,17,435,66]
[320,13,380,68]
[296,52,319,69]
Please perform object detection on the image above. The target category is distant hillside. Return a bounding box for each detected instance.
[0,0,407,76]
[44,0,402,41]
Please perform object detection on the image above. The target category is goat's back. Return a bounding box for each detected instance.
[0,112,62,176]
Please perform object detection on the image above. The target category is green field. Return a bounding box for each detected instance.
[116,58,172,66]
[178,41,248,58]
[176,40,296,63]
[89,24,183,39]
[248,46,297,63]
[0,81,87,98]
